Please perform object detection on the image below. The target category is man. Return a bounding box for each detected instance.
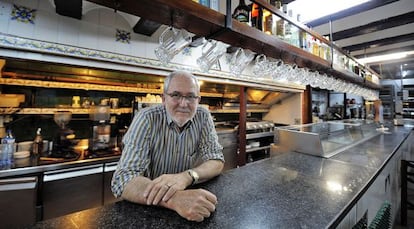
[111,70,224,222]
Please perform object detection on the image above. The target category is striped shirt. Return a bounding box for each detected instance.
[111,104,224,197]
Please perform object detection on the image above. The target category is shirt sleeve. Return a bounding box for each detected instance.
[111,111,152,198]
[197,108,225,163]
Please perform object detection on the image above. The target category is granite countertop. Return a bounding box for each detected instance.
[30,125,412,229]
[0,154,120,178]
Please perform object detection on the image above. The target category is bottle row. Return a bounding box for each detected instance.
[232,0,331,62]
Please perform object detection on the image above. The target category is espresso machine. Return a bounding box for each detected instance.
[52,111,78,158]
[89,105,111,156]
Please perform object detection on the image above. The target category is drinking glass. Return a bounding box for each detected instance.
[252,54,273,79]
[196,40,227,72]
[154,27,193,65]
[270,59,285,81]
[229,48,255,77]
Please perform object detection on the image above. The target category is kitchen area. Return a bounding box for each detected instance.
[0,0,413,228]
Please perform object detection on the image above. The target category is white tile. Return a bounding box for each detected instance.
[115,40,131,55]
[97,25,114,52]
[99,8,117,28]
[33,10,58,42]
[79,21,98,50]
[130,33,147,58]
[8,18,35,38]
[82,7,99,24]
[114,12,133,31]
[144,37,159,60]
[57,15,80,46]
[37,0,55,12]
[0,1,11,33]
[12,0,38,9]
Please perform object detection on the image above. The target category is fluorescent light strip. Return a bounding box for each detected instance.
[287,0,371,23]
[358,51,414,64]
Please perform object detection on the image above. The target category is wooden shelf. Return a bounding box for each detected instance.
[86,0,380,89]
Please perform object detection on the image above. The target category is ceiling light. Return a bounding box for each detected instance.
[357,51,414,64]
[287,0,371,23]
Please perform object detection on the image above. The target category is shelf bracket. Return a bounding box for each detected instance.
[204,0,232,40]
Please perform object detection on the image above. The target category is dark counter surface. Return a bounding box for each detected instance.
[29,125,412,229]
[0,154,121,178]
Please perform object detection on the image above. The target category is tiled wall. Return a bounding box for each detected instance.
[0,0,208,71]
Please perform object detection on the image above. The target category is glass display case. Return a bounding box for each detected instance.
[275,120,378,158]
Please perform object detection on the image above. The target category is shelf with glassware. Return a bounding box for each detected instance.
[85,0,381,94]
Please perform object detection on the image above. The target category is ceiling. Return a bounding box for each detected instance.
[287,0,414,80]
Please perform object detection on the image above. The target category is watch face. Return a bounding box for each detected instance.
[189,169,199,184]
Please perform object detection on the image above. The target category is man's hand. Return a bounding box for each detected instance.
[144,172,192,205]
[164,188,218,222]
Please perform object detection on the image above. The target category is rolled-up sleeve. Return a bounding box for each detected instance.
[111,112,152,198]
[198,109,224,162]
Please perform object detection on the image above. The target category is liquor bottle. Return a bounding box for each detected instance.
[283,5,291,40]
[232,0,251,26]
[288,10,299,47]
[262,0,276,35]
[199,0,209,7]
[250,3,262,30]
[32,128,43,156]
[274,1,284,38]
[1,129,15,166]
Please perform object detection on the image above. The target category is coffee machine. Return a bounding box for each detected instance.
[89,105,111,154]
[52,111,78,158]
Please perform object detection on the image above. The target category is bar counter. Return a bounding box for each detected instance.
[28,125,412,229]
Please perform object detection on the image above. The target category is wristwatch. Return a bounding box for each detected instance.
[187,169,199,185]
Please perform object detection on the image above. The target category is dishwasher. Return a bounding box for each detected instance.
[42,164,104,220]
[0,176,38,228]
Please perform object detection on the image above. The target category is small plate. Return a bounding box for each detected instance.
[14,150,30,159]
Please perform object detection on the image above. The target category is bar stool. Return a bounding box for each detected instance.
[401,160,414,226]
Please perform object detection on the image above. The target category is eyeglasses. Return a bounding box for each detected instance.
[166,93,200,103]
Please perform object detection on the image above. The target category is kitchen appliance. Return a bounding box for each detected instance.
[235,120,275,162]
[52,111,78,159]
[89,105,111,154]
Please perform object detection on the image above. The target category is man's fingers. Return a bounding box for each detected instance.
[162,185,176,202]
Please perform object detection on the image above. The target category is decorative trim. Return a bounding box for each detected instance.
[0,33,305,92]
[115,29,131,44]
[11,4,37,24]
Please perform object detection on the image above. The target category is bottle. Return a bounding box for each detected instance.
[262,0,275,35]
[274,1,284,38]
[250,3,262,31]
[1,129,15,166]
[32,128,43,156]
[199,0,209,7]
[283,5,291,40]
[232,0,251,26]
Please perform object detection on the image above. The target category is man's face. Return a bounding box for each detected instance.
[163,75,200,127]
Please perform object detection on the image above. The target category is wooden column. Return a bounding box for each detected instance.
[302,85,312,124]
[238,86,247,166]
